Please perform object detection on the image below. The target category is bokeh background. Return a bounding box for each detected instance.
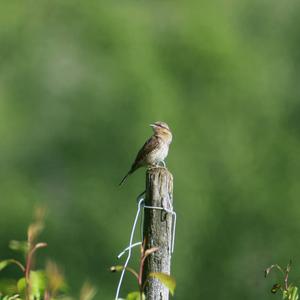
[1,0,300,299]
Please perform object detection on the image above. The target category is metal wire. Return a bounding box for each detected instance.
[115,194,176,299]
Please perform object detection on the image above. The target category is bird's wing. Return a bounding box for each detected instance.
[119,135,160,185]
[130,135,160,171]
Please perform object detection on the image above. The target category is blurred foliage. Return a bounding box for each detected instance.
[265,261,299,300]
[1,0,300,299]
[0,208,95,300]
[110,242,176,299]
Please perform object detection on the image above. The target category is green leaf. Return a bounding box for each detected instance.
[0,296,20,300]
[30,271,46,300]
[147,272,176,296]
[0,260,25,272]
[9,241,28,254]
[17,277,26,294]
[289,286,299,300]
[0,260,10,271]
[126,291,145,300]
[6,295,21,300]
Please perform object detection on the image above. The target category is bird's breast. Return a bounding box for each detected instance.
[147,142,169,164]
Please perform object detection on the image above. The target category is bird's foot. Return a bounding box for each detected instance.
[148,165,158,170]
[148,163,167,170]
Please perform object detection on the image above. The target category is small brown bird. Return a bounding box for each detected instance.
[119,121,172,185]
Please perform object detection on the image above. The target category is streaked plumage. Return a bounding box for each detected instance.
[119,121,172,185]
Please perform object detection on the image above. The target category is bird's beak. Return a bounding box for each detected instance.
[149,124,156,128]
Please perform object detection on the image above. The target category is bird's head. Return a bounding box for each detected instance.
[150,121,172,143]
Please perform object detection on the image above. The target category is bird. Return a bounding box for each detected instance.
[119,121,172,185]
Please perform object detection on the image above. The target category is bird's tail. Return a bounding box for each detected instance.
[119,164,140,186]
[119,172,130,186]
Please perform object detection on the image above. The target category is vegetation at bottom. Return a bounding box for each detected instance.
[265,261,299,300]
[0,207,175,300]
[0,207,96,300]
[1,206,299,300]
[110,239,176,300]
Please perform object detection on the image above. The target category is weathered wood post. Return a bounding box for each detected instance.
[142,167,173,300]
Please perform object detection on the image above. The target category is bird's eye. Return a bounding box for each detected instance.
[156,124,164,129]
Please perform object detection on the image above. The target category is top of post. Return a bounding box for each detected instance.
[145,167,173,210]
[146,167,173,185]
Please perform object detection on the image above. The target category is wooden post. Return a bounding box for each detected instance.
[142,167,173,300]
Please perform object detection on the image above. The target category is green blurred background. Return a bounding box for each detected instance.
[1,0,300,299]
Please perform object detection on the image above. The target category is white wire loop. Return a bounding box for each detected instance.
[114,192,176,300]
